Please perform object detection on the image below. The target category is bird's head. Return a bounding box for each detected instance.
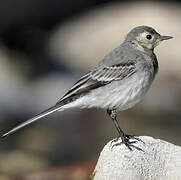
[125,26,173,51]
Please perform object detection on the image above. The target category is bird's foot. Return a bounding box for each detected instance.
[125,134,145,144]
[111,134,144,151]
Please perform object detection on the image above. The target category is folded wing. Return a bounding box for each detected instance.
[58,61,136,104]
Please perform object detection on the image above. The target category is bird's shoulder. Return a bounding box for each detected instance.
[98,42,145,67]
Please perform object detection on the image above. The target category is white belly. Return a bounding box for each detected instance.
[75,72,153,111]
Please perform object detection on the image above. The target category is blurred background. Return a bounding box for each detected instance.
[0,0,181,179]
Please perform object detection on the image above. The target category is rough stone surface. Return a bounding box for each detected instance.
[94,136,181,180]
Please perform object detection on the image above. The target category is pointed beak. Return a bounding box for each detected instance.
[160,35,173,41]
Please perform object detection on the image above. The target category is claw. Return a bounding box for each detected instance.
[132,145,144,152]
[126,135,145,144]
[111,134,144,151]
[110,137,120,146]
[125,142,133,151]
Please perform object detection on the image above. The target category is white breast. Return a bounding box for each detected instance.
[70,70,153,111]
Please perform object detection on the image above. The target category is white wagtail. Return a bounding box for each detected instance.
[2,26,173,149]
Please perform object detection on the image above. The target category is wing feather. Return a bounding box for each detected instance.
[57,61,136,104]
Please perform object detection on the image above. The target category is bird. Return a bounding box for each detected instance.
[2,26,173,150]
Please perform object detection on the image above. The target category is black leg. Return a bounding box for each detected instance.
[107,109,126,139]
[107,109,143,151]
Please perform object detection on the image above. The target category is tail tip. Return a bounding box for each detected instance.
[1,133,8,139]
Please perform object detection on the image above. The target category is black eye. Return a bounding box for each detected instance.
[146,34,152,40]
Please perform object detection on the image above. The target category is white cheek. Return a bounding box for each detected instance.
[146,44,153,49]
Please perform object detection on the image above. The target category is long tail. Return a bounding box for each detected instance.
[2,104,64,138]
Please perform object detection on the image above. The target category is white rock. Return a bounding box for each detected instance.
[93,136,181,180]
